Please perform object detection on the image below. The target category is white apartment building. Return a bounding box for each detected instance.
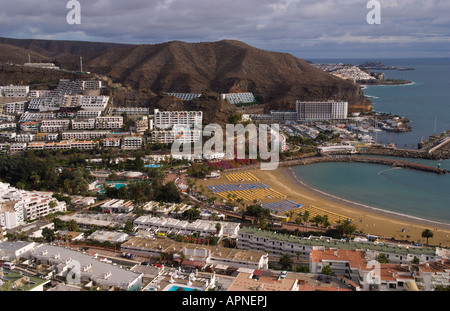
[44,141,72,150]
[58,213,132,230]
[71,140,97,150]
[28,244,143,291]
[62,131,109,140]
[153,109,202,130]
[0,182,66,228]
[0,114,15,122]
[135,115,148,133]
[0,201,24,229]
[121,236,269,271]
[95,116,123,129]
[10,143,27,153]
[4,101,26,114]
[15,133,36,142]
[0,143,9,152]
[88,230,129,244]
[82,80,102,90]
[0,132,16,140]
[296,100,348,120]
[40,119,71,132]
[237,227,438,264]
[102,138,121,147]
[109,107,150,115]
[76,110,102,119]
[166,93,202,101]
[0,241,38,261]
[0,123,16,130]
[34,133,59,141]
[19,112,55,122]
[151,128,201,144]
[415,261,450,291]
[100,199,134,214]
[79,96,109,111]
[121,136,142,150]
[28,90,52,98]
[0,85,29,97]
[221,92,255,105]
[72,118,96,130]
[27,142,46,150]
[309,248,372,289]
[134,216,240,238]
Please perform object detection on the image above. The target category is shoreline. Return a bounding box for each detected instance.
[207,167,450,247]
[284,166,450,230]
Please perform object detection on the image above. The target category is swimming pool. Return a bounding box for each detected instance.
[145,164,163,168]
[96,181,127,193]
[163,284,202,291]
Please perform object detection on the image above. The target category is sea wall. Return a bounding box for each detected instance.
[278,155,448,174]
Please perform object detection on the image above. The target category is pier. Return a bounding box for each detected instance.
[279,155,449,174]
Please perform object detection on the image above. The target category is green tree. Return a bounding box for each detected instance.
[321,264,334,277]
[278,253,294,270]
[42,227,55,242]
[422,229,434,245]
[312,215,323,227]
[67,220,79,232]
[215,223,222,236]
[337,219,357,238]
[321,215,331,229]
[302,210,310,232]
[376,253,390,264]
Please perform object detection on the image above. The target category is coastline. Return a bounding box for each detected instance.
[208,167,450,247]
[284,166,450,230]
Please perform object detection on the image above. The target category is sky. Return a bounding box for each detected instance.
[0,0,449,59]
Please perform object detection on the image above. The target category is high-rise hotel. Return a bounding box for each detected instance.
[296,100,348,121]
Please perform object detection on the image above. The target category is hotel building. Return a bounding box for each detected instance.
[121,136,142,150]
[72,118,96,130]
[165,93,202,101]
[153,109,202,130]
[95,116,123,130]
[62,131,109,140]
[4,101,26,114]
[296,100,348,120]
[0,85,29,97]
[0,182,66,229]
[221,92,255,105]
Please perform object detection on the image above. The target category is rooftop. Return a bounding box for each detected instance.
[227,272,297,291]
[239,227,436,256]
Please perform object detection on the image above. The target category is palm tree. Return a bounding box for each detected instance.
[279,253,294,270]
[312,215,323,227]
[215,223,222,236]
[302,210,310,232]
[421,229,434,245]
[321,264,334,277]
[321,215,331,229]
[285,211,295,222]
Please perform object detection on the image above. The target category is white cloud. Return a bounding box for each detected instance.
[0,0,449,57]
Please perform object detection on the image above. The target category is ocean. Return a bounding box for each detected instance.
[293,58,450,225]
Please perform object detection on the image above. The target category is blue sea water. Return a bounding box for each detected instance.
[293,59,450,225]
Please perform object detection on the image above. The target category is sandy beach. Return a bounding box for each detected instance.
[198,167,450,248]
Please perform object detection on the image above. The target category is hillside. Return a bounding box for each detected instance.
[82,40,371,112]
[0,43,50,64]
[0,37,372,112]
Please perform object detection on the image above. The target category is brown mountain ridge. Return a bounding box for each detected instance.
[0,37,371,112]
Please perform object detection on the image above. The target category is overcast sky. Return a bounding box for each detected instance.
[1,0,449,59]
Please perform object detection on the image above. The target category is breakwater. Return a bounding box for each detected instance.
[278,155,448,174]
